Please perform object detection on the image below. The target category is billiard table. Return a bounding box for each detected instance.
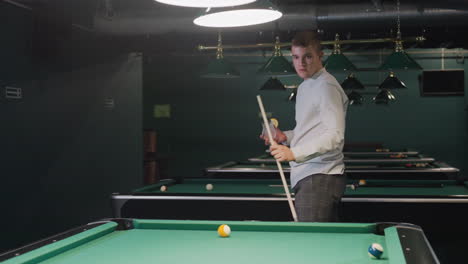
[248,153,435,164]
[0,218,439,264]
[111,178,468,238]
[343,149,420,157]
[205,161,460,180]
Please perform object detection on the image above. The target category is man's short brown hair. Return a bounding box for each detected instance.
[291,31,322,53]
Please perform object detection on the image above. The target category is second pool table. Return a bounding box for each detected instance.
[111,178,468,239]
[248,153,435,164]
[205,161,460,180]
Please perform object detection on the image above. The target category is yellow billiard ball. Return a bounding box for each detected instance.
[217,224,231,237]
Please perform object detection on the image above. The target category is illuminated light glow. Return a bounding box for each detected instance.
[155,0,256,8]
[194,9,282,27]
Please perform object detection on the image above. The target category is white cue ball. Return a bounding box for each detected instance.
[160,185,167,192]
[206,184,214,191]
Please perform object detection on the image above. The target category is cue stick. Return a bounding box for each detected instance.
[256,95,298,222]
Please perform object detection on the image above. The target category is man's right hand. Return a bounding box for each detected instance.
[259,128,287,145]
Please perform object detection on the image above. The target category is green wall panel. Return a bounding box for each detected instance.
[144,49,468,178]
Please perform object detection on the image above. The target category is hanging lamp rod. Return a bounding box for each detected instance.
[198,36,425,51]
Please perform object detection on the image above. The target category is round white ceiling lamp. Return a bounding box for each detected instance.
[194,1,282,27]
[155,0,256,8]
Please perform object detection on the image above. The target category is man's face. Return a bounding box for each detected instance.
[291,45,323,79]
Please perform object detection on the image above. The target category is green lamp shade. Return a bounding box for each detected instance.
[258,56,296,76]
[287,89,297,101]
[379,51,422,71]
[260,77,286,90]
[378,72,407,89]
[200,58,240,78]
[347,90,364,105]
[257,56,271,73]
[324,53,357,72]
[341,74,364,90]
[373,89,396,104]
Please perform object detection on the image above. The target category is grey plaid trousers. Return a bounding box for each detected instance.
[293,173,347,222]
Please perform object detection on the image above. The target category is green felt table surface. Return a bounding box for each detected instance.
[4,219,404,264]
[210,162,443,170]
[252,153,426,161]
[134,178,468,197]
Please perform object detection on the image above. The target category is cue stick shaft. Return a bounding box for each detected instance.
[256,95,298,222]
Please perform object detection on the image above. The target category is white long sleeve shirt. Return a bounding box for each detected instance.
[284,68,349,188]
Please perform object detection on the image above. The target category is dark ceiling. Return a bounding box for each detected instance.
[6,0,468,51]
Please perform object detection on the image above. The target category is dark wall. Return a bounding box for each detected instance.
[143,54,287,177]
[144,49,468,178]
[0,4,143,251]
[0,1,33,82]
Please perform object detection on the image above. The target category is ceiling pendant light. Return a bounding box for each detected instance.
[341,73,364,90]
[341,73,364,105]
[378,72,407,89]
[194,0,282,28]
[258,36,296,76]
[201,33,240,78]
[378,0,422,71]
[378,40,422,71]
[260,77,286,90]
[155,0,256,8]
[373,89,396,104]
[287,89,297,101]
[347,90,364,105]
[324,34,357,72]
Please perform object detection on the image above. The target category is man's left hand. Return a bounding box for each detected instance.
[270,144,295,162]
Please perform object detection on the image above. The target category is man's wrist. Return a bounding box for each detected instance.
[279,134,287,144]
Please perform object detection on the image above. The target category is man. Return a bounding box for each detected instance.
[262,31,349,222]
